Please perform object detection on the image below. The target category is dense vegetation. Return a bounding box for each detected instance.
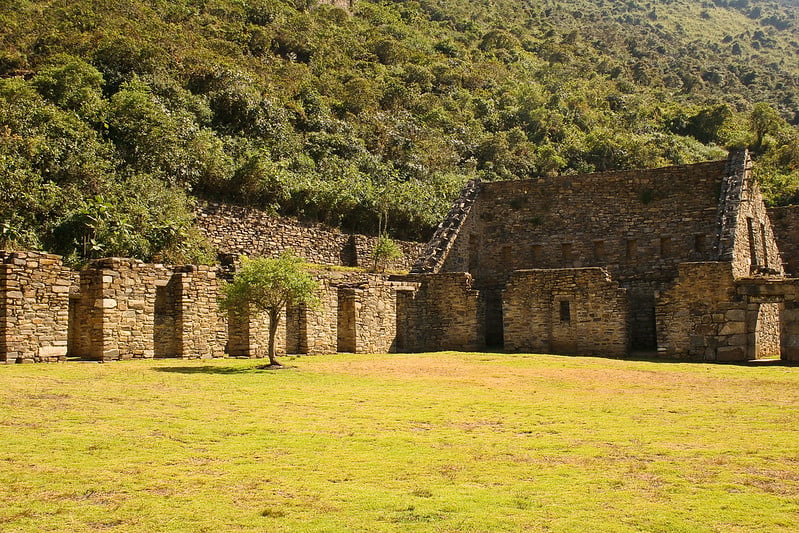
[1,0,798,261]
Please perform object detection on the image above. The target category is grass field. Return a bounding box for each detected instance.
[1,352,799,532]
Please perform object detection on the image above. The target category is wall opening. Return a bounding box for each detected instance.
[760,223,769,268]
[559,300,571,322]
[629,289,656,351]
[660,237,672,258]
[747,217,759,267]
[694,234,706,254]
[468,234,479,274]
[337,290,357,353]
[530,244,542,266]
[625,239,637,263]
[561,243,573,263]
[754,302,781,359]
[154,280,178,358]
[482,289,504,349]
[67,294,80,358]
[593,240,605,261]
[501,245,513,271]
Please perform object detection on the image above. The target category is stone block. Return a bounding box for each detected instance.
[725,309,746,321]
[38,346,67,358]
[719,321,746,336]
[716,346,746,362]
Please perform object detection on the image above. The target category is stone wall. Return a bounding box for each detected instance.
[73,258,173,360]
[725,152,783,277]
[392,273,483,352]
[196,202,424,272]
[286,272,416,355]
[503,268,629,357]
[655,262,745,361]
[440,160,730,287]
[171,266,228,359]
[0,251,75,363]
[767,205,799,276]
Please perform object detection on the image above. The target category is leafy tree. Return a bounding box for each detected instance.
[219,253,319,367]
[371,233,402,272]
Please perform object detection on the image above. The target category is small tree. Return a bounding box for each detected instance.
[219,252,318,367]
[371,233,402,272]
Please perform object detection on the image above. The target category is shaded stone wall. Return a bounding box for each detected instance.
[196,202,424,272]
[726,153,783,277]
[392,273,483,352]
[655,262,744,361]
[0,251,75,363]
[74,258,172,361]
[503,268,628,357]
[767,205,799,276]
[441,160,729,286]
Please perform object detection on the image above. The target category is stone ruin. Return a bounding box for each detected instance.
[4,149,799,363]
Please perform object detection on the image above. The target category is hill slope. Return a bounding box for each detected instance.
[1,0,798,261]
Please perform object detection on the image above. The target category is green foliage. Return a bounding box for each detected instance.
[219,252,319,365]
[371,233,402,272]
[1,0,799,255]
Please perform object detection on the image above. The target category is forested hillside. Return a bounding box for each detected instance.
[1,0,798,263]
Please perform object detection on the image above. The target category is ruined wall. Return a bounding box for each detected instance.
[196,202,423,272]
[73,258,172,360]
[0,251,75,363]
[393,273,483,352]
[441,160,729,287]
[171,266,227,359]
[767,205,799,276]
[286,272,412,355]
[655,262,746,361]
[1,251,412,362]
[725,153,783,278]
[503,268,628,357]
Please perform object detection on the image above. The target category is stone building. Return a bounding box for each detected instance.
[5,150,799,363]
[408,150,799,361]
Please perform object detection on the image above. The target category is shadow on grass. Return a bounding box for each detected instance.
[153,364,296,375]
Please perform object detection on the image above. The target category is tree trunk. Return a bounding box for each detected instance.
[267,308,281,366]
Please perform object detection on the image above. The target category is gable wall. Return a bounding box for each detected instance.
[441,161,728,287]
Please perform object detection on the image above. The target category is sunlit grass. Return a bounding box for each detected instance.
[2,352,799,531]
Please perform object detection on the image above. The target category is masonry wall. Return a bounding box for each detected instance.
[393,273,483,352]
[0,251,75,363]
[727,154,783,278]
[441,161,728,287]
[171,266,228,359]
[767,205,799,276]
[73,258,173,360]
[503,268,628,357]
[196,202,424,272]
[285,272,413,355]
[655,262,747,361]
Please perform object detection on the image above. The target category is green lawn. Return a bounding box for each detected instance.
[2,353,799,532]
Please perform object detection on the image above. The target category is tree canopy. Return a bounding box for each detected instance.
[219,252,319,366]
[1,0,798,260]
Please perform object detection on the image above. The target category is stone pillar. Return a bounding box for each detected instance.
[781,303,799,361]
[0,251,74,363]
[172,266,227,359]
[75,258,171,361]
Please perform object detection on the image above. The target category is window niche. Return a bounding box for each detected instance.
[559,300,571,322]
